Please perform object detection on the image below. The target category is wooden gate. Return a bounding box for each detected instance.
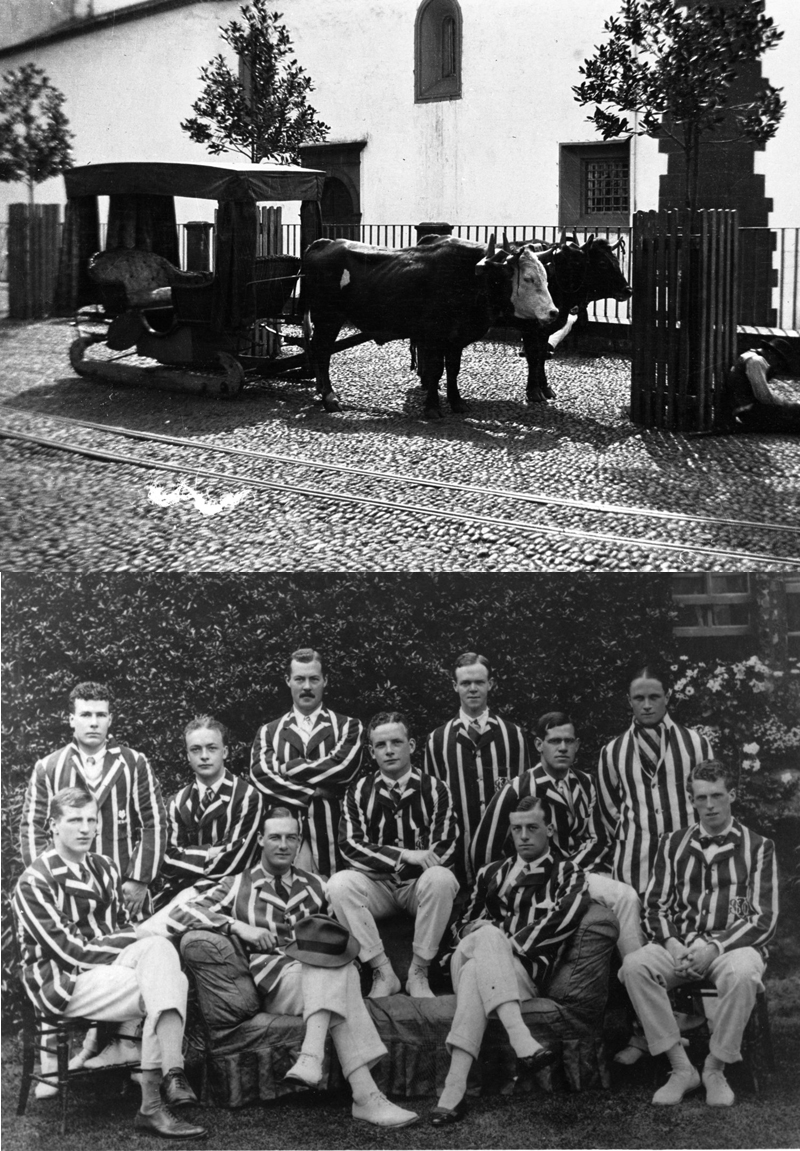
[7,203,62,320]
[631,209,738,433]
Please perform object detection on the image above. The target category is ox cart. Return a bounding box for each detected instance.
[53,160,369,396]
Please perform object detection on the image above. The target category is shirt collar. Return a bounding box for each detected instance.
[194,773,226,796]
[381,768,413,793]
[696,818,735,840]
[293,705,324,728]
[76,743,107,766]
[460,708,490,730]
[508,850,552,881]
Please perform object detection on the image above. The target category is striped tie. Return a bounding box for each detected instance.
[636,724,663,771]
[274,873,289,902]
[468,721,482,745]
[200,786,215,811]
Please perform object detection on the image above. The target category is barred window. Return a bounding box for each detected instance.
[586,159,629,216]
[672,574,753,638]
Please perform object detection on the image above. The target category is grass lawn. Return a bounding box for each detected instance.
[3,974,799,1151]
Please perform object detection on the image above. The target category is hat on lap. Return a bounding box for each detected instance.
[283,915,360,967]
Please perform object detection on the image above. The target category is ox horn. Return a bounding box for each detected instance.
[609,237,624,252]
[485,234,497,257]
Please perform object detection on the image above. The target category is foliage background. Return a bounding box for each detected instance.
[2,572,798,1028]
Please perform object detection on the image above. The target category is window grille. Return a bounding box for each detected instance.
[585,159,630,216]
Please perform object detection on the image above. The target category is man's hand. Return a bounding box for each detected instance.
[664,936,691,973]
[684,939,718,979]
[230,921,276,951]
[122,879,148,917]
[400,848,440,870]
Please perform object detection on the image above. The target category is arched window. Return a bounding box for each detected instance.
[415,0,462,103]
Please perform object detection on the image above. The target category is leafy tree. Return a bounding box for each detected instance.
[181,2,329,163]
[573,0,785,212]
[0,63,74,207]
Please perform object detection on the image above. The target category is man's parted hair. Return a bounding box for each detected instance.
[263,804,299,828]
[69,681,113,710]
[625,658,672,694]
[513,793,552,826]
[184,715,228,745]
[536,711,575,740]
[454,652,491,677]
[49,786,95,821]
[367,710,412,742]
[689,759,737,794]
[285,648,326,677]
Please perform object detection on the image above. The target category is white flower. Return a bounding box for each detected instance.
[685,686,695,696]
[742,742,760,755]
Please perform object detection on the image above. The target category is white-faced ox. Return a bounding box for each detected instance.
[514,234,632,403]
[301,235,558,419]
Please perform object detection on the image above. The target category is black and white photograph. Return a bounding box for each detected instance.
[1,571,798,1149]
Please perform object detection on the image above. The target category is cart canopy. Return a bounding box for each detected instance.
[63,160,326,203]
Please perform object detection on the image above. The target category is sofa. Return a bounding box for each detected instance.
[179,901,619,1108]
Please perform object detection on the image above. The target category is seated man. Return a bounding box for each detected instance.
[167,805,418,1129]
[139,715,263,935]
[621,759,779,1107]
[328,711,460,999]
[472,711,643,958]
[12,788,206,1141]
[431,795,588,1127]
[717,337,800,434]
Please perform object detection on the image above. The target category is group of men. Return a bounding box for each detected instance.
[13,648,779,1138]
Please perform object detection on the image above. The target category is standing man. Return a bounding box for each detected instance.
[139,716,263,934]
[472,711,642,958]
[621,760,778,1107]
[597,660,713,1063]
[430,795,587,1126]
[167,805,419,1129]
[13,788,207,1140]
[20,681,167,920]
[328,711,460,1000]
[250,648,363,876]
[424,652,529,883]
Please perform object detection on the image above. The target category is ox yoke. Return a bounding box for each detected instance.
[302,237,502,348]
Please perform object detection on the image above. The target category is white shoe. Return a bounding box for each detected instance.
[284,1052,323,1089]
[652,1066,701,1105]
[352,1090,419,1128]
[34,1080,59,1100]
[703,1067,735,1107]
[405,964,435,999]
[35,1047,93,1097]
[368,964,401,999]
[83,1038,141,1069]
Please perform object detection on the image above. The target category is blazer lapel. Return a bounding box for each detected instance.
[280,715,307,756]
[91,746,127,806]
[305,712,333,756]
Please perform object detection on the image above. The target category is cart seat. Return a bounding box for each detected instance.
[88,248,214,315]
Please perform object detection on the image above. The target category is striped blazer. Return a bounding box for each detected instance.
[424,712,530,881]
[167,862,329,997]
[644,820,778,956]
[20,741,167,887]
[13,848,138,1016]
[158,770,264,905]
[596,715,713,894]
[470,761,610,876]
[456,851,588,988]
[338,769,460,881]
[250,707,364,876]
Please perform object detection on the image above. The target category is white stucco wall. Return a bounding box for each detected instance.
[0,0,796,229]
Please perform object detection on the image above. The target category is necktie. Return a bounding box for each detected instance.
[635,723,663,771]
[557,778,573,812]
[200,786,214,811]
[699,834,726,849]
[274,873,289,901]
[468,720,482,745]
[302,715,314,733]
[388,783,401,811]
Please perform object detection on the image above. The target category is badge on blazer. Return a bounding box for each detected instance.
[494,777,510,793]
[117,811,128,824]
[729,896,753,918]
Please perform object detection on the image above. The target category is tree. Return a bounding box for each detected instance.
[0,63,74,207]
[572,0,785,212]
[181,2,329,163]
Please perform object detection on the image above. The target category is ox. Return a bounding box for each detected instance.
[301,235,559,419]
[515,234,632,403]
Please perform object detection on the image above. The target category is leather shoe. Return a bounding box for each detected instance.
[134,1106,207,1139]
[161,1067,198,1107]
[430,1096,468,1126]
[517,1047,557,1077]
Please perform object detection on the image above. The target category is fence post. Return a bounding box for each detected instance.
[7,203,62,319]
[185,221,213,271]
[631,208,738,433]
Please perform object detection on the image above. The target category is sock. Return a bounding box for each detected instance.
[704,1053,725,1072]
[368,952,391,970]
[437,1048,473,1110]
[139,1069,162,1115]
[155,1009,184,1074]
[667,1043,693,1073]
[495,1002,541,1059]
[347,1064,379,1107]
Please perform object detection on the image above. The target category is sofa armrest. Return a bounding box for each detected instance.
[541,901,619,1024]
[180,929,260,1030]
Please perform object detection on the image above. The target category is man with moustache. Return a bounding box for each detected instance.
[250,649,363,875]
[424,652,529,883]
[472,710,643,958]
[167,805,419,1128]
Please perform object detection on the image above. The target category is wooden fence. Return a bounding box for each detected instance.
[630,209,738,433]
[7,203,62,319]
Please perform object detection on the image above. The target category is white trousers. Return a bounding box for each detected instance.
[585,872,644,957]
[63,937,187,1071]
[136,884,202,938]
[327,866,459,963]
[621,942,765,1063]
[268,960,387,1079]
